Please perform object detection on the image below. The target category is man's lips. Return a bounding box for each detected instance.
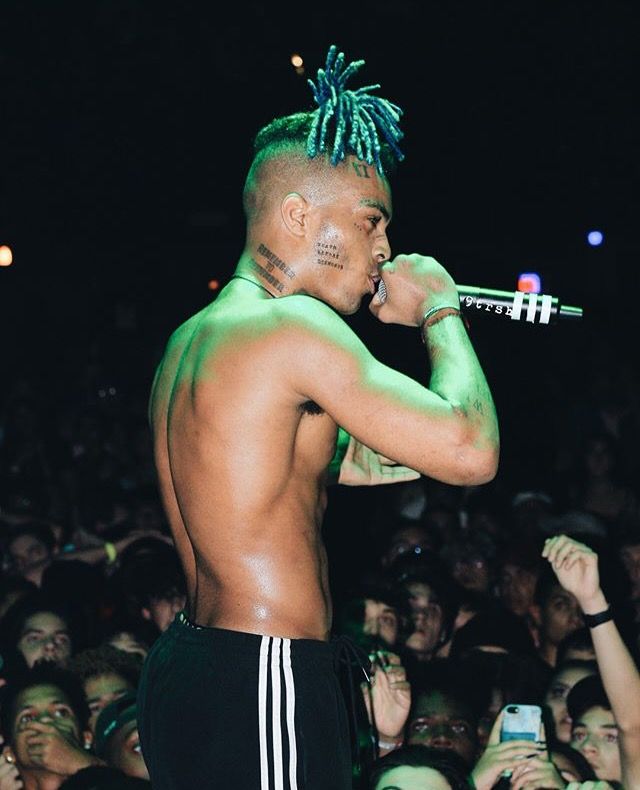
[369,274,382,297]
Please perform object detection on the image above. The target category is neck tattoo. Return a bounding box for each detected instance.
[231,274,276,298]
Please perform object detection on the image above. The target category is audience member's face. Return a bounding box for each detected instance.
[545,665,597,743]
[108,721,150,780]
[499,563,538,617]
[9,684,82,768]
[450,554,490,594]
[571,706,620,781]
[407,690,477,765]
[383,527,435,567]
[85,672,136,733]
[107,632,148,659]
[144,594,186,632]
[541,585,583,647]
[374,765,451,790]
[17,611,72,668]
[8,534,51,578]
[363,599,399,647]
[404,583,444,657]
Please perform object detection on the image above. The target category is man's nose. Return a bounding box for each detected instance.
[429,732,454,749]
[42,637,58,653]
[571,610,584,629]
[374,233,391,264]
[580,735,598,754]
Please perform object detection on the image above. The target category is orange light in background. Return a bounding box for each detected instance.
[0,245,13,267]
[517,272,541,293]
[291,53,303,68]
[0,244,13,266]
[207,279,220,291]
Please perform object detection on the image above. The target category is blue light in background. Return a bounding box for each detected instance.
[587,230,604,246]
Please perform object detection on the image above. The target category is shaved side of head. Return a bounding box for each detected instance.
[242,111,396,229]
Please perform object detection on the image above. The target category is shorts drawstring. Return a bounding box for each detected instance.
[331,634,373,784]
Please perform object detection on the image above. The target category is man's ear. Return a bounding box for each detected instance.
[281,193,308,237]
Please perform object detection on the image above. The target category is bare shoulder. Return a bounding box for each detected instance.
[148,310,207,421]
[270,295,369,357]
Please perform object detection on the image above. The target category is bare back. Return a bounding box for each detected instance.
[149,281,338,640]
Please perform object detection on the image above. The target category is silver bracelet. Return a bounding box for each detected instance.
[419,304,461,330]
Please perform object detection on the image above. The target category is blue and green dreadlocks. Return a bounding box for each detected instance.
[306,44,405,174]
[251,45,404,179]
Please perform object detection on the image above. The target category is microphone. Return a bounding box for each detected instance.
[376,280,583,324]
[456,285,583,324]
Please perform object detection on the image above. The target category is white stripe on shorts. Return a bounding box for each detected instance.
[259,636,270,790]
[282,639,298,790]
[258,636,298,790]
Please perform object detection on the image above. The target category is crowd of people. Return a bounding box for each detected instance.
[1,340,639,789]
[2,38,640,789]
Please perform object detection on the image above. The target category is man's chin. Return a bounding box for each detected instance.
[332,296,362,316]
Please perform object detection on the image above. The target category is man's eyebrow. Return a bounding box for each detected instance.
[359,198,391,221]
[88,688,129,704]
[17,699,67,713]
[20,629,45,636]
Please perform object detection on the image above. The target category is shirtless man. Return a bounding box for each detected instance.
[137,46,499,790]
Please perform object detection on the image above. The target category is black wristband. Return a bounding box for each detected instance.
[583,606,613,628]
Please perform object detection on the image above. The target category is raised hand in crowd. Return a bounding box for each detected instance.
[544,535,640,789]
[361,650,411,757]
[471,709,547,790]
[0,752,23,790]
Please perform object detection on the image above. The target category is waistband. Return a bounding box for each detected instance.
[168,610,335,663]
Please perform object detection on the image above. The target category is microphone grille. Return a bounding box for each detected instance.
[377,278,387,303]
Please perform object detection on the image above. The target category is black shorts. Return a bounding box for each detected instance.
[137,612,353,789]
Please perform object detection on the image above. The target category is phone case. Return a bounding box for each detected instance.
[500,704,542,742]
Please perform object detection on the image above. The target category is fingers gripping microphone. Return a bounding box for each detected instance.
[375,280,583,324]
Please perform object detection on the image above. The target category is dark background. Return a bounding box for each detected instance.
[1,2,638,589]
